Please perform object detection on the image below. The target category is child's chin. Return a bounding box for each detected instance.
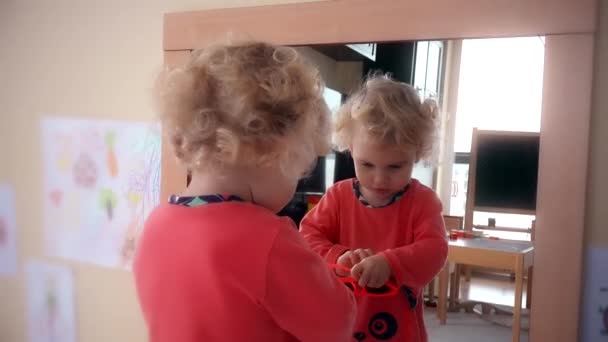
[372,190,395,199]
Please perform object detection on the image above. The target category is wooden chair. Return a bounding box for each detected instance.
[444,215,464,232]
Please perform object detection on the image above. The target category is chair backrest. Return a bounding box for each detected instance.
[443,215,464,231]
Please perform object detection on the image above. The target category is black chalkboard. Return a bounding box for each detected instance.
[473,132,540,212]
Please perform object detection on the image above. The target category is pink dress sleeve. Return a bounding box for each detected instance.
[381,193,448,290]
[262,225,357,342]
[300,186,350,263]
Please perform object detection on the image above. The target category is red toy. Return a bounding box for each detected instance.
[329,264,400,297]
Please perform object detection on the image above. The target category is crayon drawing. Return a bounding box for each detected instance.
[41,117,161,269]
[25,260,77,342]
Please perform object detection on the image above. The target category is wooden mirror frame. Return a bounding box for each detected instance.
[161,1,597,341]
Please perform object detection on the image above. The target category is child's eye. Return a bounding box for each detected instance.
[389,165,403,170]
[362,162,374,168]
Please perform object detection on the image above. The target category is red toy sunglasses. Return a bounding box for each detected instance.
[329,264,400,297]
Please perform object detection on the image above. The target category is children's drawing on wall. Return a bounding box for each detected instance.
[0,183,18,276]
[41,117,161,269]
[581,247,608,342]
[25,260,77,342]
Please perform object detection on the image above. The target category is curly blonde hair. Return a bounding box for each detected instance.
[334,73,439,161]
[156,41,331,179]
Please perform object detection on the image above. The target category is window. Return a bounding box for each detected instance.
[412,41,445,189]
[414,41,444,101]
[453,37,545,153]
[323,87,343,191]
[449,37,545,235]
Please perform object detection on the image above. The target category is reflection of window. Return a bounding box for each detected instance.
[323,87,343,117]
[413,41,444,101]
[296,87,343,194]
[448,37,545,239]
[449,162,469,216]
[412,41,444,189]
[453,37,545,153]
[323,87,343,190]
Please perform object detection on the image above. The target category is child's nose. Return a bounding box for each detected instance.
[373,172,388,187]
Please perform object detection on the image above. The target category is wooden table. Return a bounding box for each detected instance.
[437,238,534,342]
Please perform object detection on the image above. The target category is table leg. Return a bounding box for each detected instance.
[512,257,524,342]
[465,265,472,282]
[526,266,533,309]
[427,278,436,304]
[437,262,449,324]
[449,266,458,308]
[456,264,461,296]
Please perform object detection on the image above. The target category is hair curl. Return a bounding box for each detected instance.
[334,73,439,161]
[156,41,331,178]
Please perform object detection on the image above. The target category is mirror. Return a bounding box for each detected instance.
[161,3,596,340]
[281,37,546,341]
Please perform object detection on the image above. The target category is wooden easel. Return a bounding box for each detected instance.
[460,128,538,299]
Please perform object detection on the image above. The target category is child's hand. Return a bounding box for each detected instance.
[336,249,374,276]
[351,254,392,288]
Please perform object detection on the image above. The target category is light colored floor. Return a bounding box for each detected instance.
[459,271,528,307]
[424,272,529,342]
[425,308,528,342]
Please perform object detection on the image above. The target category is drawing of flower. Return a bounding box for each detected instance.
[99,188,118,220]
[73,153,98,188]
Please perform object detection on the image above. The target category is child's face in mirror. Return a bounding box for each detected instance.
[350,126,416,207]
